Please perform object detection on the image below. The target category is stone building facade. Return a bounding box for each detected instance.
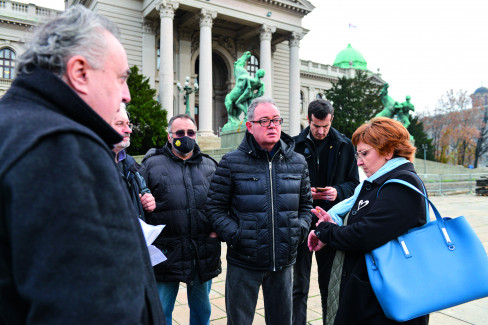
[1,0,383,143]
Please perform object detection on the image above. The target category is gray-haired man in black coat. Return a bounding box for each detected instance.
[0,6,164,324]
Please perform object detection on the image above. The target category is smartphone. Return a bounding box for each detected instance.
[316,187,332,192]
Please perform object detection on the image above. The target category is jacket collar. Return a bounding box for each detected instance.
[238,130,295,159]
[370,162,417,185]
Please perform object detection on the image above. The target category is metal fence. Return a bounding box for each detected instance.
[418,173,488,195]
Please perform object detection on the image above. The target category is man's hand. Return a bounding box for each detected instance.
[311,186,337,201]
[140,193,156,212]
[308,230,326,252]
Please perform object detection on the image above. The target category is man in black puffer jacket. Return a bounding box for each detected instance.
[206,97,313,325]
[140,114,221,325]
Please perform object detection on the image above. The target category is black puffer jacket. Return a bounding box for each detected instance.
[206,131,313,271]
[140,143,221,284]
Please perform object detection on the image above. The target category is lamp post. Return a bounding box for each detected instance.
[422,144,428,174]
[176,76,198,116]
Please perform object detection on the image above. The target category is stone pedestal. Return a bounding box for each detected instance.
[197,132,221,151]
[220,124,247,150]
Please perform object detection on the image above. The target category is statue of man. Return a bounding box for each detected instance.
[397,95,415,128]
[223,52,266,129]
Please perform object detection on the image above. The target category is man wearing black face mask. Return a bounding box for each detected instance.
[140,114,221,325]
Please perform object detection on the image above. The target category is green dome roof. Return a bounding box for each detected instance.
[333,44,368,70]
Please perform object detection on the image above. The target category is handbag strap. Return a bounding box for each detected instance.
[378,178,455,250]
[378,172,429,223]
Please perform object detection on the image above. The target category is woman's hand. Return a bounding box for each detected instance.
[308,230,326,252]
[311,206,336,226]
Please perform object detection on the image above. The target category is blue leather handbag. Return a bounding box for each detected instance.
[366,178,488,322]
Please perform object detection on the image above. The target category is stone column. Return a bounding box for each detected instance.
[157,0,179,120]
[142,20,156,89]
[177,29,192,115]
[198,8,217,136]
[259,24,275,97]
[289,31,303,136]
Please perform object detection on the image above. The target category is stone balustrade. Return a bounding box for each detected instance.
[0,0,60,21]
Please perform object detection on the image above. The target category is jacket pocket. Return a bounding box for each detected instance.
[233,213,258,259]
[288,211,302,250]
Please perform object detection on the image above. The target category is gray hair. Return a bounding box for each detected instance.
[247,96,280,121]
[16,5,121,77]
[168,114,197,133]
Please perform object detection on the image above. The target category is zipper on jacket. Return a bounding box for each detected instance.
[268,159,276,271]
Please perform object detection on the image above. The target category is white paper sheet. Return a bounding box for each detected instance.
[139,219,167,266]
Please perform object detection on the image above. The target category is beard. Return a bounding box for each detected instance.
[115,137,130,151]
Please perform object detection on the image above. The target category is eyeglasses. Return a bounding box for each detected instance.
[171,129,197,138]
[114,121,133,130]
[355,147,374,160]
[250,118,284,127]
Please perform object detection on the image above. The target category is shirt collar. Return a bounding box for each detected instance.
[116,149,127,163]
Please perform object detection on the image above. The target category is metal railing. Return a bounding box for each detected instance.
[418,173,488,195]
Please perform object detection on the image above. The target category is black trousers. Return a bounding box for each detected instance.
[292,240,336,325]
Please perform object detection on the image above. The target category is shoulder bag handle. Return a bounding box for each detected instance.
[378,177,455,250]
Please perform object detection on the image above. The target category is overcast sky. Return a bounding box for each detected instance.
[300,0,488,114]
[25,0,488,114]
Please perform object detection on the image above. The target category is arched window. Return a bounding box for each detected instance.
[316,93,323,100]
[246,55,259,78]
[0,48,15,79]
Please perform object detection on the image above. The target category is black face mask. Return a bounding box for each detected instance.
[172,136,195,154]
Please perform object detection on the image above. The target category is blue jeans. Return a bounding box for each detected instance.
[225,263,293,325]
[157,273,212,325]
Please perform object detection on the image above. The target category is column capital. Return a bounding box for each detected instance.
[200,8,217,28]
[260,24,276,41]
[143,19,156,34]
[157,0,179,19]
[288,31,304,47]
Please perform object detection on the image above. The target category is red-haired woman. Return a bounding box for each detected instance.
[308,117,429,325]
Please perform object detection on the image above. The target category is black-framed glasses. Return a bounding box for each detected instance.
[171,129,197,138]
[115,121,133,130]
[250,118,283,127]
[355,147,374,160]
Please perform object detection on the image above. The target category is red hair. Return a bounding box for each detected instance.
[352,117,416,162]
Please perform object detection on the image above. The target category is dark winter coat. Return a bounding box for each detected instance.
[118,153,151,221]
[314,163,429,325]
[140,143,221,284]
[0,67,164,324]
[206,131,313,271]
[293,126,359,214]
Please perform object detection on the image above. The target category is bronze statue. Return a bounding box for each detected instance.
[397,95,415,128]
[376,83,414,129]
[222,51,265,131]
[376,83,401,119]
